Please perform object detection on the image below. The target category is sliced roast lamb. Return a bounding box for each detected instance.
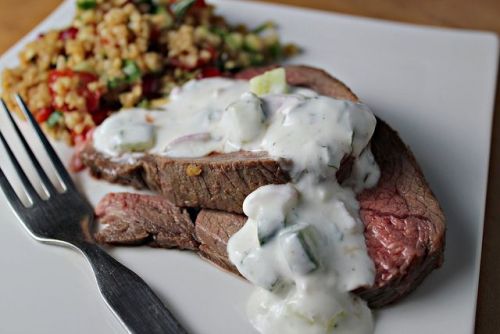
[95,192,198,250]
[85,65,446,308]
[81,148,353,214]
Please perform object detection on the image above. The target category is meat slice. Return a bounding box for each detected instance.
[193,121,445,308]
[194,210,246,273]
[81,148,352,214]
[95,192,198,250]
[82,151,291,214]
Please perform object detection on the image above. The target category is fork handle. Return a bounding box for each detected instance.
[75,241,188,334]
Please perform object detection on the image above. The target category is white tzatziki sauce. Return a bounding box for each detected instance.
[93,75,381,334]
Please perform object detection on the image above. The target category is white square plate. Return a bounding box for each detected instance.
[0,1,497,333]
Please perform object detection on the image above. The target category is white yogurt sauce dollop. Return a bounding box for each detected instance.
[93,77,381,334]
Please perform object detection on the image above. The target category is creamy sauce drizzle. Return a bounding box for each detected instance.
[93,77,381,334]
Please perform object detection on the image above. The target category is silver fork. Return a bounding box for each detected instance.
[0,95,188,334]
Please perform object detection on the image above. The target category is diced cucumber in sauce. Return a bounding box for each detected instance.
[250,68,288,96]
[279,224,319,275]
[240,249,282,291]
[243,183,299,245]
[218,92,265,148]
[257,218,285,245]
[113,123,156,153]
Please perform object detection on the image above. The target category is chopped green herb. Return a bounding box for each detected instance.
[210,26,228,37]
[123,60,141,83]
[250,53,264,66]
[154,4,168,14]
[269,42,283,59]
[137,99,151,108]
[252,21,276,34]
[107,77,125,90]
[77,0,97,10]
[224,33,243,50]
[171,0,196,18]
[243,34,263,52]
[46,111,63,128]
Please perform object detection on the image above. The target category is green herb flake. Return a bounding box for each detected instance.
[137,99,151,109]
[252,21,276,34]
[123,60,141,83]
[211,26,228,37]
[77,0,97,10]
[250,53,264,66]
[224,33,243,50]
[269,42,283,59]
[46,111,63,128]
[154,5,168,15]
[107,77,125,90]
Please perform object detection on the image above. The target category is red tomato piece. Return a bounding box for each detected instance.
[48,69,101,113]
[142,75,162,98]
[199,67,222,78]
[35,107,54,123]
[194,0,207,8]
[59,27,79,41]
[90,110,109,125]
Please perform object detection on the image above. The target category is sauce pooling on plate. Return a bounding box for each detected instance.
[93,69,381,334]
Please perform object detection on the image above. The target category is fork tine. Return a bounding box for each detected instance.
[15,95,76,191]
[0,165,25,210]
[1,100,57,195]
[0,129,40,203]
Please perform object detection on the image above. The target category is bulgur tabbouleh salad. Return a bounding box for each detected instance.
[1,0,298,144]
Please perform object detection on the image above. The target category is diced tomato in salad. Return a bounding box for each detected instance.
[142,75,163,98]
[199,67,222,78]
[90,110,109,125]
[48,69,102,114]
[193,0,207,8]
[43,69,104,142]
[35,107,55,123]
[59,27,79,41]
